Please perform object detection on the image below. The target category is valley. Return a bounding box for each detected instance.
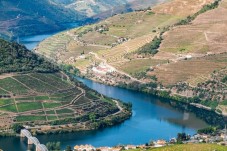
[35,0,227,115]
[0,0,165,40]
[1,0,227,150]
[0,39,131,137]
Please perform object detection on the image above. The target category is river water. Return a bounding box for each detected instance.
[0,1,210,149]
[0,77,208,151]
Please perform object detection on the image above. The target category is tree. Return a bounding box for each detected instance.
[46,142,61,151]
[89,113,97,122]
[0,39,59,74]
[11,124,24,133]
[177,133,189,143]
[66,145,72,151]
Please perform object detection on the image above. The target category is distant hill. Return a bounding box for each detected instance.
[0,39,58,73]
[0,0,165,39]
[0,0,84,39]
[55,0,167,20]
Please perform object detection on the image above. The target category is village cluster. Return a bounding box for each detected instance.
[72,130,227,151]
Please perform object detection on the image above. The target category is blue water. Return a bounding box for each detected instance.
[0,77,208,151]
[20,34,53,50]
[20,22,79,50]
[0,3,209,149]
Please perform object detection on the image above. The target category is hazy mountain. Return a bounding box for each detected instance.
[0,0,164,39]
[53,0,166,17]
[0,0,84,39]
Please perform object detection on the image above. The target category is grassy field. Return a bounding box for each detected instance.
[46,110,55,114]
[0,104,17,112]
[129,144,227,151]
[17,102,43,112]
[56,108,74,114]
[43,102,62,109]
[16,115,47,122]
[0,99,14,106]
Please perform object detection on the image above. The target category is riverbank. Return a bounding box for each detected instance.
[0,75,208,150]
[63,129,227,151]
[77,72,227,129]
[33,0,227,125]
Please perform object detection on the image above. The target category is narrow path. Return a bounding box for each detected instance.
[11,77,34,92]
[54,110,59,120]
[41,102,48,121]
[113,100,123,115]
[14,98,19,113]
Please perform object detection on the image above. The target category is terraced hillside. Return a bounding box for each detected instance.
[0,39,131,135]
[0,0,167,39]
[36,0,213,71]
[36,0,227,114]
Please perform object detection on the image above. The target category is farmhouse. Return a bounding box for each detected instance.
[92,63,115,75]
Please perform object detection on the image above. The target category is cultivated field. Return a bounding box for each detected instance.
[35,0,219,88]
[159,0,227,54]
[119,59,168,75]
[0,72,119,129]
[38,0,204,66]
[152,0,214,16]
[149,53,227,86]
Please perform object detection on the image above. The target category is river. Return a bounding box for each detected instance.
[0,77,208,151]
[19,22,79,50]
[0,2,210,150]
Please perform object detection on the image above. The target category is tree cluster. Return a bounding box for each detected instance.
[137,36,162,55]
[176,0,221,26]
[46,142,61,151]
[0,39,59,74]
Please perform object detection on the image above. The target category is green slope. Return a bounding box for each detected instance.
[0,39,59,73]
[0,39,131,134]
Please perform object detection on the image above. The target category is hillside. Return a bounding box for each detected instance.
[0,39,131,135]
[0,0,83,39]
[0,39,58,73]
[35,0,227,115]
[53,0,166,18]
[0,0,165,39]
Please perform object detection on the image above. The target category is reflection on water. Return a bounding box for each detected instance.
[20,34,52,50]
[19,22,79,50]
[0,77,208,151]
